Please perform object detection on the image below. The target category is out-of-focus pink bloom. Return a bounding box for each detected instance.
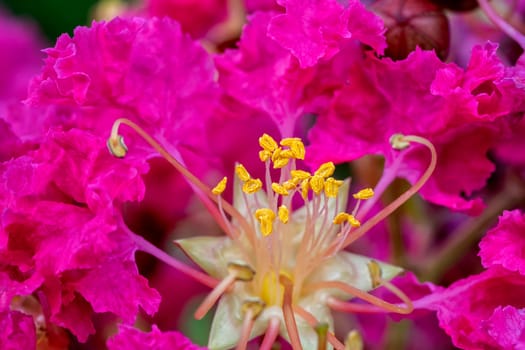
[416,267,525,349]
[107,324,205,349]
[144,0,228,38]
[479,210,525,274]
[268,0,386,68]
[245,0,283,13]
[27,16,218,158]
[308,42,525,214]
[0,311,36,350]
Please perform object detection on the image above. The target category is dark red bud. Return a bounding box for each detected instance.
[429,0,479,12]
[370,0,450,61]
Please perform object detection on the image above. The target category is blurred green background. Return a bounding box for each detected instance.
[2,0,107,42]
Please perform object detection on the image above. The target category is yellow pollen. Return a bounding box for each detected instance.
[235,164,251,182]
[300,179,310,199]
[314,161,335,179]
[282,180,297,191]
[271,148,291,169]
[324,177,343,198]
[254,208,276,236]
[261,270,292,306]
[226,262,256,281]
[272,183,289,196]
[390,133,410,150]
[278,205,289,224]
[290,169,311,181]
[348,215,361,227]
[280,137,305,160]
[242,178,263,194]
[309,175,325,195]
[353,188,374,200]
[259,133,279,152]
[211,177,227,195]
[259,150,272,162]
[333,212,351,225]
[107,135,128,158]
[273,157,290,169]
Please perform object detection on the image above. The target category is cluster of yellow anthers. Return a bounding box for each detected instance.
[107,118,436,350]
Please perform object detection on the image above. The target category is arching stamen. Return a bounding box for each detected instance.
[324,134,437,255]
[478,0,525,49]
[108,118,254,239]
[236,299,265,350]
[293,306,345,350]
[279,274,303,350]
[260,318,280,350]
[307,281,413,314]
[194,262,255,320]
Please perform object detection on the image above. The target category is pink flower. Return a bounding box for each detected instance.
[307,43,525,214]
[0,311,36,350]
[479,210,525,274]
[108,324,205,349]
[268,0,386,67]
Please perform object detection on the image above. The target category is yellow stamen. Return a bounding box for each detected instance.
[347,215,361,228]
[281,137,305,160]
[290,169,311,181]
[255,208,276,236]
[272,148,291,169]
[259,150,272,162]
[314,161,335,179]
[324,177,343,198]
[272,183,289,196]
[282,180,297,191]
[345,330,363,350]
[241,299,265,319]
[259,133,279,152]
[333,212,351,225]
[353,188,374,200]
[310,175,324,195]
[107,135,128,158]
[243,178,263,194]
[367,260,382,288]
[390,133,410,150]
[235,164,251,182]
[278,205,289,224]
[212,177,228,195]
[227,262,256,282]
[300,179,310,199]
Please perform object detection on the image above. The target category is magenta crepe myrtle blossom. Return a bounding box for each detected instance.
[416,267,525,349]
[108,324,205,350]
[106,115,437,349]
[0,310,37,350]
[27,16,218,161]
[307,40,525,214]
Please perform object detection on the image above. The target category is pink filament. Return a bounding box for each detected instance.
[260,318,281,350]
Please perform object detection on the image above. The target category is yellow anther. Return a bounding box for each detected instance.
[324,177,344,198]
[282,180,297,191]
[259,150,272,162]
[290,169,311,181]
[353,188,374,200]
[333,212,351,225]
[272,183,289,196]
[255,208,276,236]
[347,215,361,228]
[235,164,251,182]
[273,157,290,169]
[227,262,256,282]
[259,133,279,152]
[241,299,265,319]
[314,161,336,179]
[367,260,382,288]
[309,175,325,195]
[280,137,305,160]
[300,179,310,199]
[278,205,289,224]
[107,135,128,158]
[345,330,363,350]
[261,270,293,306]
[212,177,228,195]
[243,178,263,194]
[390,133,410,150]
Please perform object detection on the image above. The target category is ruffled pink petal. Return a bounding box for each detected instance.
[0,311,36,350]
[107,324,205,350]
[485,306,525,349]
[479,210,525,274]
